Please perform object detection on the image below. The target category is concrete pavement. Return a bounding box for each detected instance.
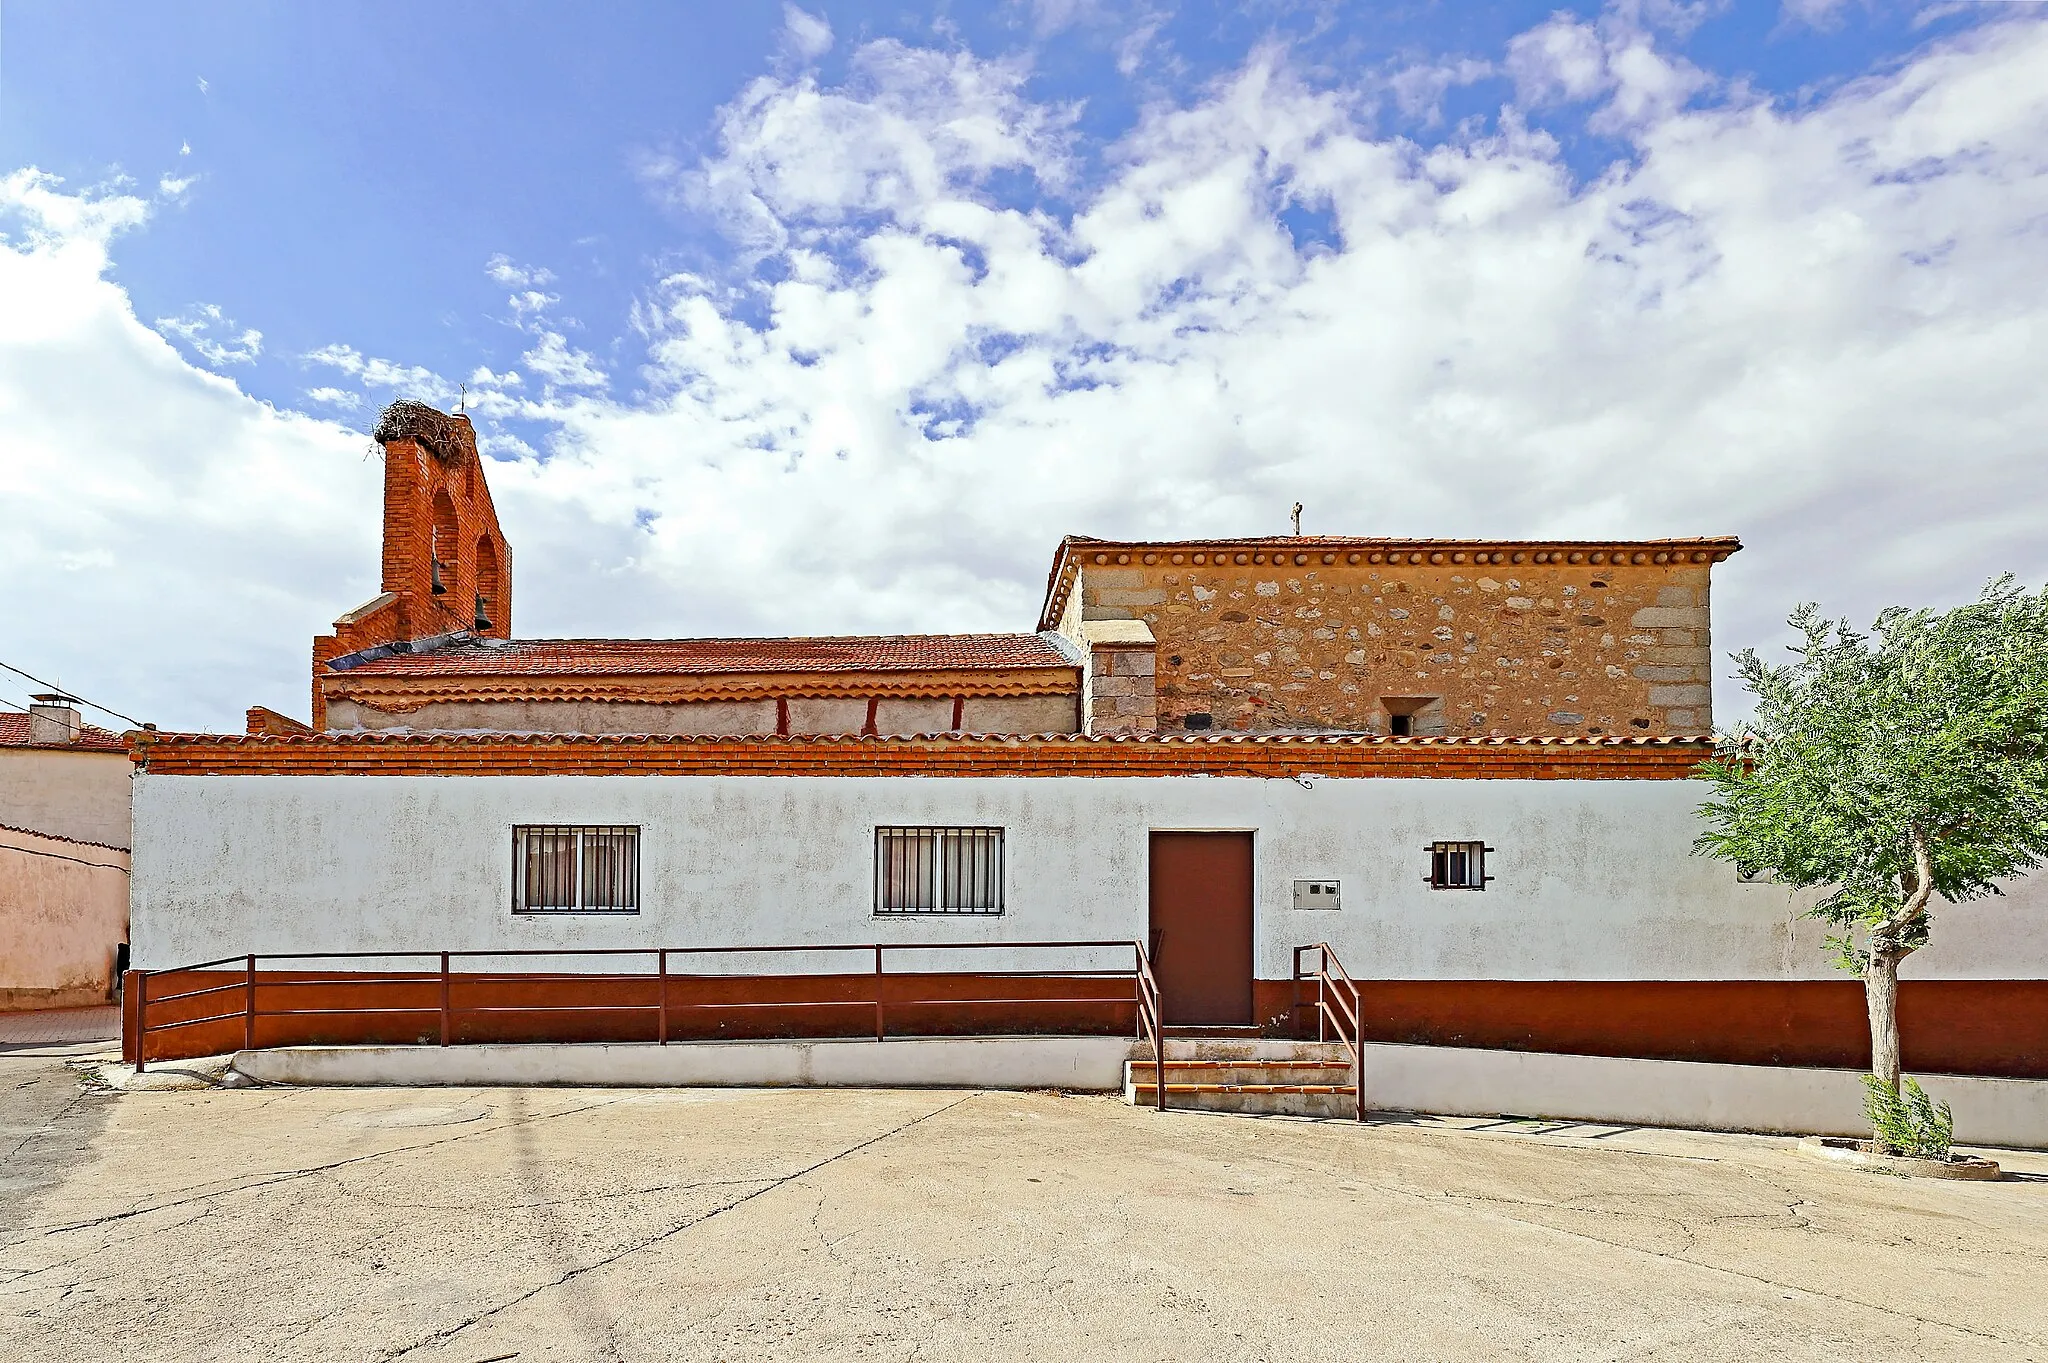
[4,1045,2047,1361]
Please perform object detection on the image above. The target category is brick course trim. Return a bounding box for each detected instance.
[323,665,1081,714]
[129,730,1715,779]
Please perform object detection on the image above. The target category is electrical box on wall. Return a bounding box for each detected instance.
[1293,879,1341,910]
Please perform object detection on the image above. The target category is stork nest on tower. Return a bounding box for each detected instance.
[372,399,471,463]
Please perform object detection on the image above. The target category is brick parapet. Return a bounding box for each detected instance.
[244,706,313,737]
[323,664,1081,715]
[128,731,1716,780]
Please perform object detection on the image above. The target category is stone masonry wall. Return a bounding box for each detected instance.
[1073,552,1721,736]
[1089,643,1158,733]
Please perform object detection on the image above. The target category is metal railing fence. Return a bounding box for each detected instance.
[134,939,1167,1087]
[1292,942,1365,1121]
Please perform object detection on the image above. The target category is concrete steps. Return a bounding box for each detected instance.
[1124,1041,1360,1118]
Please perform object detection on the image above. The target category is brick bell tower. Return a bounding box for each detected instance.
[309,401,513,728]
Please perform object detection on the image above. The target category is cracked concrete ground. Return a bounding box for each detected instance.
[3,1045,2047,1361]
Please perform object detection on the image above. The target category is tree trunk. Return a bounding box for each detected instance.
[1864,947,1903,1095]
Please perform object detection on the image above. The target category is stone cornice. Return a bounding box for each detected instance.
[1036,535,1743,631]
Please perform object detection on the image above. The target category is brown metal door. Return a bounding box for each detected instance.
[1148,832,1254,1026]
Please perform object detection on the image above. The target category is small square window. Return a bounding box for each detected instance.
[875,827,1004,915]
[1426,840,1492,891]
[513,825,640,913]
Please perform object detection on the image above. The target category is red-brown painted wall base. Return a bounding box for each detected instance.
[1255,980,2048,1079]
[126,973,2048,1078]
[124,970,1139,1065]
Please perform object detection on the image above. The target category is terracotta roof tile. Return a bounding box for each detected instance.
[335,634,1075,679]
[0,713,128,753]
[130,730,1719,780]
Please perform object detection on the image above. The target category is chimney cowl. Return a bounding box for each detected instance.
[27,694,82,745]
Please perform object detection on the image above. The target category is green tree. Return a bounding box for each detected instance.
[1694,578,2048,1137]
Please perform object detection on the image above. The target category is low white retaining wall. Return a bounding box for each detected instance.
[232,1036,1133,1092]
[1363,1044,2048,1150]
[227,1037,2048,1149]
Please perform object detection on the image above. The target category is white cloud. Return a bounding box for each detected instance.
[509,289,557,317]
[1504,7,1710,134]
[1782,0,1855,30]
[0,174,374,729]
[485,253,554,288]
[196,76,209,94]
[520,329,608,392]
[8,14,2048,733]
[1388,57,1496,124]
[666,40,1076,256]
[1506,16,1612,105]
[498,15,2048,703]
[156,302,261,365]
[0,169,150,248]
[304,386,361,409]
[304,341,448,397]
[781,4,834,63]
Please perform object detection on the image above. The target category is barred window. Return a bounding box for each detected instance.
[1426,840,1492,891]
[513,825,640,913]
[875,827,1004,915]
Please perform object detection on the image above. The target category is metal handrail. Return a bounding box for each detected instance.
[1132,944,1166,1111]
[1292,942,1365,1122]
[135,939,1158,1074]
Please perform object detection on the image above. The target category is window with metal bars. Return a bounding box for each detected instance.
[1426,840,1493,891]
[874,826,1004,915]
[512,825,640,913]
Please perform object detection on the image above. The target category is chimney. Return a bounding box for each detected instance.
[27,693,82,745]
[1078,621,1158,734]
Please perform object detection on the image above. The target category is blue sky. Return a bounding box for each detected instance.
[3,1,1985,430]
[2,1,2045,729]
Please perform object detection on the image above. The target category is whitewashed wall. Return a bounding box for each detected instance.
[130,773,2048,980]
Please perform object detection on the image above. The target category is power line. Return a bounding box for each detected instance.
[0,659,147,728]
[0,841,130,873]
[0,691,117,744]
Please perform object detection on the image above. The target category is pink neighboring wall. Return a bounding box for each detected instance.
[0,826,129,1011]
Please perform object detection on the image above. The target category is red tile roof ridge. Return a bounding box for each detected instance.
[135,730,1715,748]
[498,632,1054,643]
[0,821,131,853]
[0,713,130,752]
[1063,534,1743,548]
[1037,533,1742,629]
[334,633,1075,678]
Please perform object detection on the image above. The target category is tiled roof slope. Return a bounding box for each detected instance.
[335,634,1074,678]
[133,730,1717,780]
[0,713,128,753]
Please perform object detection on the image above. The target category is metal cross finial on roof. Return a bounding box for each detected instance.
[457,382,467,414]
[1291,502,1303,537]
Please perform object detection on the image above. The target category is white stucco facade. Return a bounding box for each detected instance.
[130,772,2048,981]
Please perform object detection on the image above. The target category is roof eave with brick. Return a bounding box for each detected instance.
[130,729,1718,780]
